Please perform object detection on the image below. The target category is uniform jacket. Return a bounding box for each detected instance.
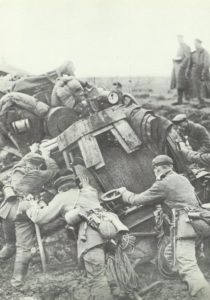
[0,156,58,220]
[11,157,58,195]
[26,185,104,258]
[187,121,210,153]
[187,48,210,98]
[121,170,200,210]
[187,48,210,78]
[182,149,210,167]
[171,43,191,90]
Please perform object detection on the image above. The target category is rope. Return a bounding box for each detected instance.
[107,245,141,293]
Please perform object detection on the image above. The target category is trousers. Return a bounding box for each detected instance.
[83,247,113,300]
[176,239,210,296]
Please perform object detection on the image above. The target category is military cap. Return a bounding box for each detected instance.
[195,38,202,44]
[23,153,45,166]
[113,82,122,88]
[54,174,76,190]
[172,114,187,124]
[152,155,173,167]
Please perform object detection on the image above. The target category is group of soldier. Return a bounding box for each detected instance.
[0,65,210,300]
[171,35,210,108]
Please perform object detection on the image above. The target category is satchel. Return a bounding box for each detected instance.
[177,211,197,239]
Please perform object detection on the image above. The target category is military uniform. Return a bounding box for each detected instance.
[187,47,210,104]
[120,155,210,298]
[0,153,59,288]
[172,114,210,153]
[181,149,210,167]
[171,42,191,104]
[187,121,210,153]
[25,183,114,300]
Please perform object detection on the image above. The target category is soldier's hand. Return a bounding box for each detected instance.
[17,201,32,215]
[201,73,205,81]
[79,175,90,187]
[117,187,127,194]
[30,143,40,154]
[40,146,50,159]
[40,190,54,204]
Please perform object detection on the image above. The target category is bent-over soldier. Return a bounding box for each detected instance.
[181,148,210,167]
[118,155,210,300]
[0,150,59,288]
[172,114,210,153]
[20,174,128,300]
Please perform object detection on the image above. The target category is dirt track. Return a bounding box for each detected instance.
[1,95,210,300]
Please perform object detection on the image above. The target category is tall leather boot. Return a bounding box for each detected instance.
[197,98,206,109]
[11,249,31,289]
[172,89,183,105]
[0,220,16,260]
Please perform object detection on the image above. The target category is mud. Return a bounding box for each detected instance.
[1,96,210,300]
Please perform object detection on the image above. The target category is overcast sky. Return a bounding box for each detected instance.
[0,0,209,76]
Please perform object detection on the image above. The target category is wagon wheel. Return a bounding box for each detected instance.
[157,236,178,279]
[122,93,139,107]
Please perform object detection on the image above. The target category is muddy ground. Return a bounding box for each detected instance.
[1,93,210,300]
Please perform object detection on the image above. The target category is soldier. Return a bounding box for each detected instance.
[172,114,210,153]
[18,174,128,300]
[181,148,210,167]
[0,150,59,288]
[186,39,210,109]
[117,155,210,300]
[171,35,191,105]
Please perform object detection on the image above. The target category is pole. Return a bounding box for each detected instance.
[35,223,47,273]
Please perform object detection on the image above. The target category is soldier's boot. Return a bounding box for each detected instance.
[195,286,210,300]
[0,244,16,260]
[172,89,183,105]
[197,98,206,109]
[0,220,16,260]
[11,250,31,289]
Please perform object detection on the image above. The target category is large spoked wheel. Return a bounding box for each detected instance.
[157,236,178,279]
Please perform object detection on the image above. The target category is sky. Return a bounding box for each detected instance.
[0,0,210,77]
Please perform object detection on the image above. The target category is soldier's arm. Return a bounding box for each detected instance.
[26,157,59,187]
[195,124,210,153]
[181,149,210,166]
[181,45,191,67]
[121,181,166,206]
[12,158,59,193]
[26,193,65,225]
[202,50,210,76]
[51,83,61,107]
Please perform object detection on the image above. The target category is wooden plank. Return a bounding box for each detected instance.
[78,135,105,169]
[57,108,126,151]
[111,128,132,153]
[112,120,142,153]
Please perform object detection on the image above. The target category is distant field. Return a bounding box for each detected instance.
[83,76,171,95]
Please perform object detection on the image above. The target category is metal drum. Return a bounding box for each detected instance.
[45,107,78,138]
[12,119,31,133]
